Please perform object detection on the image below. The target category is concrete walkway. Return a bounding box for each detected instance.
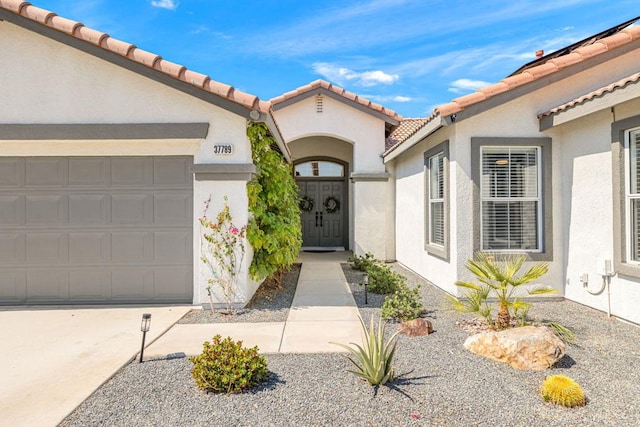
[146,251,363,357]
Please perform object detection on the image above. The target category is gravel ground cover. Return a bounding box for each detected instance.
[61,262,640,426]
[177,264,300,324]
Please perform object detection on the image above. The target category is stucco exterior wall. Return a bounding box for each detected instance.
[0,21,256,306]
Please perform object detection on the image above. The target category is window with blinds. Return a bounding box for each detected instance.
[628,129,640,261]
[428,151,445,246]
[480,146,541,251]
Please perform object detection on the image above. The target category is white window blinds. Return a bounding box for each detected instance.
[428,152,445,246]
[480,146,540,251]
[628,129,640,261]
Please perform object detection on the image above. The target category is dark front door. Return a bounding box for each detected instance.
[298,180,345,248]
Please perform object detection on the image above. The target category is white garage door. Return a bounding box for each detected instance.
[0,156,193,305]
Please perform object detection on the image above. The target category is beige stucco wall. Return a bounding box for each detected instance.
[0,21,257,306]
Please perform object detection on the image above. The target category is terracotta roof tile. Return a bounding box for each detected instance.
[385,118,429,151]
[268,79,401,122]
[0,0,265,113]
[478,82,509,97]
[453,91,487,108]
[548,52,583,69]
[539,72,640,118]
[574,42,608,59]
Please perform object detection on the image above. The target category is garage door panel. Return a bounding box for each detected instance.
[0,271,26,302]
[110,158,149,186]
[69,232,108,264]
[68,270,110,301]
[68,158,107,186]
[69,194,107,224]
[0,159,21,187]
[26,233,67,264]
[153,269,191,299]
[0,233,23,265]
[111,194,150,224]
[26,270,67,301]
[112,232,150,263]
[154,194,191,223]
[154,157,191,186]
[154,231,190,263]
[0,196,22,225]
[0,156,193,305]
[25,195,66,224]
[111,270,153,300]
[26,158,66,186]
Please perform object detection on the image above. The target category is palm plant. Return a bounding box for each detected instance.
[332,316,398,386]
[450,251,554,330]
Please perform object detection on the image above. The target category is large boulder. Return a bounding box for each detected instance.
[463,325,565,370]
[398,318,433,336]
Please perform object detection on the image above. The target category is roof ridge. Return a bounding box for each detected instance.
[269,79,402,122]
[0,0,266,113]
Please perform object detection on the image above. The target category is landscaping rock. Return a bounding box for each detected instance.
[463,325,565,370]
[398,318,433,336]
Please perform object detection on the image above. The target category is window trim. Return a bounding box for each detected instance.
[471,137,553,261]
[612,114,640,278]
[424,140,449,260]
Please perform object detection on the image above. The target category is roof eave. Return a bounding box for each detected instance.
[383,116,447,162]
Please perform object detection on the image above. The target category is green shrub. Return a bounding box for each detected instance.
[348,252,378,272]
[190,335,268,393]
[540,375,586,408]
[332,316,398,386]
[367,264,405,294]
[382,284,425,321]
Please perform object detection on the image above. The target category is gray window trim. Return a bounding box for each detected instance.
[471,137,553,261]
[424,140,450,260]
[612,114,640,278]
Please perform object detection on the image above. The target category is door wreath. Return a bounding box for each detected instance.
[323,195,341,214]
[299,195,314,212]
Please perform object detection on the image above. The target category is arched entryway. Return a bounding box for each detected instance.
[294,157,348,249]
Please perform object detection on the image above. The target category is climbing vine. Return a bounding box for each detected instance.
[246,122,302,281]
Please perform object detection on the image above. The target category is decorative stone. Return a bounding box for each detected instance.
[398,318,433,336]
[463,325,565,370]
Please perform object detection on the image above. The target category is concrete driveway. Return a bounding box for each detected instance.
[0,305,191,427]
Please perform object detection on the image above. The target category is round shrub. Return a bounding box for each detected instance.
[367,264,405,294]
[540,375,586,408]
[190,334,268,393]
[381,284,425,321]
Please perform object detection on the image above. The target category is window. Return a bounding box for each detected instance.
[424,141,449,259]
[471,137,552,261]
[480,147,541,251]
[626,127,640,262]
[294,161,344,177]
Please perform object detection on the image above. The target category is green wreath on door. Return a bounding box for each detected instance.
[323,195,340,214]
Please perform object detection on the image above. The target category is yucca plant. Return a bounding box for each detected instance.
[450,251,555,329]
[332,316,399,386]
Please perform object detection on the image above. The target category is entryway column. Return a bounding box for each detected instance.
[350,172,392,260]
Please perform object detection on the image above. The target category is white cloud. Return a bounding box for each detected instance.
[312,63,398,87]
[151,0,178,10]
[448,78,491,94]
[393,96,412,102]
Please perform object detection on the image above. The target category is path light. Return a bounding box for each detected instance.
[139,313,151,363]
[363,273,369,305]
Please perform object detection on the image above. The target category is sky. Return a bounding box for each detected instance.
[28,0,640,117]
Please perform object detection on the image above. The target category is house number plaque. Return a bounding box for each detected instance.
[213,144,233,155]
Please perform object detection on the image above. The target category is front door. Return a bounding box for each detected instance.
[298,180,345,248]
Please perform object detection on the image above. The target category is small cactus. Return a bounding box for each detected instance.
[540,375,586,408]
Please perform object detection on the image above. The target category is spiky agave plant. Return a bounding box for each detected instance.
[450,251,554,329]
[540,375,586,408]
[332,316,399,386]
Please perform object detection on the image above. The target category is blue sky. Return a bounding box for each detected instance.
[30,0,639,117]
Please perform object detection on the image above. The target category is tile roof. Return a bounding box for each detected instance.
[269,80,401,123]
[385,23,640,155]
[539,72,640,118]
[385,118,429,151]
[0,0,269,114]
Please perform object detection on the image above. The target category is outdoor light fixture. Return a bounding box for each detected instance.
[363,273,369,305]
[139,313,151,363]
